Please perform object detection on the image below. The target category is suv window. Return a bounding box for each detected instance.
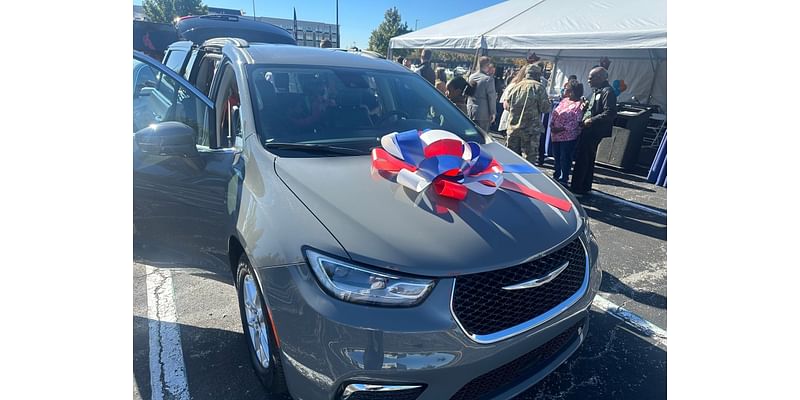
[247,65,483,151]
[215,64,241,148]
[133,56,212,146]
[164,49,189,73]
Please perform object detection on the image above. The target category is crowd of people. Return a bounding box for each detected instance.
[396,48,617,195]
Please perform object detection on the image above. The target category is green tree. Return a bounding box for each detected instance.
[143,0,208,24]
[367,7,411,57]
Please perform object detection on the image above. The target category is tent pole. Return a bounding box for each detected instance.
[471,37,483,73]
[387,46,393,60]
[645,50,660,105]
[548,49,563,95]
[646,59,662,105]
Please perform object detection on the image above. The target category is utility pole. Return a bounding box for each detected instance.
[252,0,256,20]
[336,0,340,48]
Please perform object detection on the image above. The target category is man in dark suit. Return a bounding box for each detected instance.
[570,67,617,195]
[416,48,436,86]
[466,56,497,131]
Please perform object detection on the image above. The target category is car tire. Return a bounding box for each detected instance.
[235,254,289,395]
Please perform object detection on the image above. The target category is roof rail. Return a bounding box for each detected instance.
[202,37,249,48]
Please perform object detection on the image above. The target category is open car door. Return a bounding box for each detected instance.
[133,51,243,271]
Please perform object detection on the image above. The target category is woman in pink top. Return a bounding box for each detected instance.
[549,79,585,185]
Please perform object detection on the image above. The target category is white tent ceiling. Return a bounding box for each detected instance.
[389,0,667,110]
[389,0,666,57]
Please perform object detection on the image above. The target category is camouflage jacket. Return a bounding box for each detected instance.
[505,78,551,133]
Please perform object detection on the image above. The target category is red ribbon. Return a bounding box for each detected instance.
[372,148,416,173]
[500,180,573,212]
[434,178,468,200]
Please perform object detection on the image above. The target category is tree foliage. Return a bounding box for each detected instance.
[368,7,412,57]
[143,0,208,24]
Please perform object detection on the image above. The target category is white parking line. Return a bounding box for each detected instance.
[146,265,191,400]
[592,294,667,347]
[589,190,667,218]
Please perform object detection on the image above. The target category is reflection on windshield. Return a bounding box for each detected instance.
[247,65,482,152]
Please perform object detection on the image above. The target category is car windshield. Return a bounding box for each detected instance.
[246,65,484,153]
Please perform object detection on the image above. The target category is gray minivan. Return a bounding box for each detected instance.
[133,40,600,400]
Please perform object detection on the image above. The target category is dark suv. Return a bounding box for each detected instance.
[133,38,600,400]
[162,15,296,97]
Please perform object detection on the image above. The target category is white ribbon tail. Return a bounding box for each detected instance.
[397,169,431,192]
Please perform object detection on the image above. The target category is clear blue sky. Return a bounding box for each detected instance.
[133,0,505,50]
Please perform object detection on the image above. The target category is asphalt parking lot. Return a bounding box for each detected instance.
[133,161,667,400]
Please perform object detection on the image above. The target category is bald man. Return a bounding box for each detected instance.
[570,67,617,195]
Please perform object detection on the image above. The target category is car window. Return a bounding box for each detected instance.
[215,64,241,148]
[164,49,189,73]
[183,50,199,81]
[247,65,483,152]
[133,55,212,147]
[133,60,156,93]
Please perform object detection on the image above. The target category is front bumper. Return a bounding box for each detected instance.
[255,239,601,400]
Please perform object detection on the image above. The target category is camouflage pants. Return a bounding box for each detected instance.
[506,129,541,164]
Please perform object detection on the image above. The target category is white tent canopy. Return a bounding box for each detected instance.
[389,0,666,110]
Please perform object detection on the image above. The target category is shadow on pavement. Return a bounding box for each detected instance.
[134,233,232,277]
[516,309,666,399]
[593,164,651,182]
[579,195,666,242]
[600,271,667,309]
[133,315,289,400]
[592,175,656,193]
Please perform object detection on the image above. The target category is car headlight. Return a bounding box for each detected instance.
[304,249,435,306]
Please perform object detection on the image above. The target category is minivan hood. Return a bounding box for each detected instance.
[275,142,582,277]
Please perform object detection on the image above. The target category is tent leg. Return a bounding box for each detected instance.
[548,57,559,95]
[646,59,662,105]
[471,47,481,73]
[387,47,393,60]
[645,49,660,105]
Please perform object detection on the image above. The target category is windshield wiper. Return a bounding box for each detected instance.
[264,142,370,156]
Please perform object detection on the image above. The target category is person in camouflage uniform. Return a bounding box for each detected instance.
[504,64,551,163]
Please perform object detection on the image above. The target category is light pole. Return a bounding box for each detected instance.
[336,0,340,48]
[415,19,420,30]
[252,0,256,20]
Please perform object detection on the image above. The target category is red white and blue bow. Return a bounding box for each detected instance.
[371,129,572,212]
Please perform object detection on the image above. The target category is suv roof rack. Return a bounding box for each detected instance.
[202,37,250,48]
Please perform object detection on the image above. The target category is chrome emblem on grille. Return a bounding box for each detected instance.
[501,261,570,291]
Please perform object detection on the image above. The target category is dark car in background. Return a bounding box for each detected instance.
[133,37,601,400]
[176,14,297,46]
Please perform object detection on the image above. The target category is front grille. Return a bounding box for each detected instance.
[343,387,425,400]
[449,321,582,400]
[452,238,587,337]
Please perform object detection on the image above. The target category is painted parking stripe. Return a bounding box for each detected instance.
[589,190,667,218]
[592,294,667,347]
[146,265,191,400]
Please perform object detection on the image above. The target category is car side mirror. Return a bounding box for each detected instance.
[135,121,198,157]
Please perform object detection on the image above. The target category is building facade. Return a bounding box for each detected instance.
[255,16,338,48]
